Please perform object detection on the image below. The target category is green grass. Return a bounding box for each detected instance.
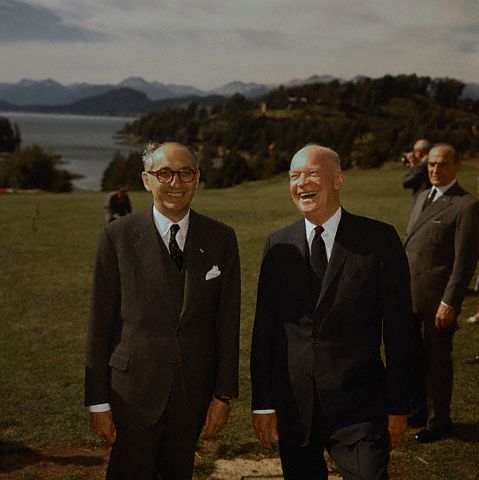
[1,162,479,479]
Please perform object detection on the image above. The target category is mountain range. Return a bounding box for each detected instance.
[0,74,344,107]
[0,75,477,116]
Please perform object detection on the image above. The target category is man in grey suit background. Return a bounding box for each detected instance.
[85,142,241,479]
[404,143,479,443]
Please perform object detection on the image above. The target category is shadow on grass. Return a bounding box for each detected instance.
[453,422,479,443]
[0,441,105,473]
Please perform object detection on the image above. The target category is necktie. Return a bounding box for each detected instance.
[169,224,183,271]
[310,226,328,300]
[422,188,437,211]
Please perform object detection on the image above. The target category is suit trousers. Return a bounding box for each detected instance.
[106,368,202,480]
[414,316,454,428]
[279,391,389,480]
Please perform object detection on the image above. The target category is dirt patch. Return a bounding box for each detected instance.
[0,443,108,479]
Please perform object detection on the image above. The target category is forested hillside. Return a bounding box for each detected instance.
[111,74,479,189]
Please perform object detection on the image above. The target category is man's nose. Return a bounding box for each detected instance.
[297,172,307,185]
[170,172,181,186]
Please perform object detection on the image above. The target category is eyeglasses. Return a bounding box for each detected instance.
[147,167,197,183]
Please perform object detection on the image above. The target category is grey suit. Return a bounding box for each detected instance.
[85,206,240,478]
[404,182,479,427]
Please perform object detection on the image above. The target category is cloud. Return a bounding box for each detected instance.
[0,0,479,86]
[0,0,108,42]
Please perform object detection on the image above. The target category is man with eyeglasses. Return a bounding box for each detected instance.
[251,144,414,480]
[85,142,240,479]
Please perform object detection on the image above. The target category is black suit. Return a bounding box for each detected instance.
[85,206,240,479]
[251,210,414,479]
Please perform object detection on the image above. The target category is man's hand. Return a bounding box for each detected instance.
[388,415,407,450]
[435,303,455,329]
[252,412,279,449]
[202,397,231,440]
[90,411,116,445]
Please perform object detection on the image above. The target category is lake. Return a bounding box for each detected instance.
[1,112,137,191]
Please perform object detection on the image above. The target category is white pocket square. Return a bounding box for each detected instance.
[205,265,221,280]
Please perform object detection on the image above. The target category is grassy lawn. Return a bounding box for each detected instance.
[1,162,478,479]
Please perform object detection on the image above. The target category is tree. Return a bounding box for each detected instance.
[0,145,77,191]
[0,116,21,153]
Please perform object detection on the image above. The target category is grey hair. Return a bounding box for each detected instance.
[141,142,200,170]
[430,143,458,162]
[413,139,431,153]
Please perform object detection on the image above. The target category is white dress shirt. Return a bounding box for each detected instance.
[89,207,191,413]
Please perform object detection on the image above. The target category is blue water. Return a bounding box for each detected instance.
[1,112,137,190]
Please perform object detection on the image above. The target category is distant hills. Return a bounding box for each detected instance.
[0,74,344,107]
[0,74,478,116]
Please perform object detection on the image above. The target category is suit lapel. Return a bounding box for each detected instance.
[132,206,178,323]
[404,183,463,244]
[179,211,208,322]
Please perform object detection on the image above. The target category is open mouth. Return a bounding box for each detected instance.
[299,191,318,200]
[166,192,184,198]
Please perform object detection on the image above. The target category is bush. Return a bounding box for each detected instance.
[0,145,78,192]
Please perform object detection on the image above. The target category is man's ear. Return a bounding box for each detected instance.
[142,172,151,192]
[334,172,344,190]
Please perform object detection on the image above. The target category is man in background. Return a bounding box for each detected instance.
[402,139,432,205]
[104,186,132,222]
[86,142,240,479]
[251,144,414,480]
[404,143,479,442]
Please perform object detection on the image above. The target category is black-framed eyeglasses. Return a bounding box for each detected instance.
[147,167,197,183]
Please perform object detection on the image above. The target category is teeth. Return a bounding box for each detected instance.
[300,192,317,198]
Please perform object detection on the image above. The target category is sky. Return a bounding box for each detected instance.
[1,0,479,89]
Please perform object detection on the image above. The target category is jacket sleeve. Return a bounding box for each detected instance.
[84,227,121,406]
[250,236,276,410]
[380,225,414,415]
[214,228,241,398]
[442,199,479,311]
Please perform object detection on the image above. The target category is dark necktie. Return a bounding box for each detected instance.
[422,188,437,211]
[310,226,328,300]
[169,224,183,271]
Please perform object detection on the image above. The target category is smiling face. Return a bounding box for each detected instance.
[289,146,343,224]
[141,143,200,222]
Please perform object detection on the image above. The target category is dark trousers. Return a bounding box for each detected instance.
[279,394,389,480]
[413,315,454,429]
[106,374,202,480]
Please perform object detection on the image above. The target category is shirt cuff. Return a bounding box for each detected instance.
[253,409,276,414]
[88,403,111,412]
[440,301,453,309]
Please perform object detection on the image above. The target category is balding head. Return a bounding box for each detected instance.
[291,144,342,173]
[427,143,460,187]
[142,142,198,171]
[413,139,431,161]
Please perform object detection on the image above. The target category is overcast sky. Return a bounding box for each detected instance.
[1,0,478,89]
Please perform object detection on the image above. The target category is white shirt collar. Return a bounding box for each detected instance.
[430,179,457,199]
[305,207,342,258]
[152,206,190,250]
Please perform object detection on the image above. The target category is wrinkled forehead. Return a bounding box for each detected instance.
[290,148,338,171]
[428,147,456,164]
[151,145,196,169]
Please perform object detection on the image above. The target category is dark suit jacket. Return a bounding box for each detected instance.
[404,182,479,322]
[403,161,431,205]
[85,206,240,430]
[250,210,414,446]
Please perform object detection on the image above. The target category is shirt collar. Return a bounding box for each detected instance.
[305,206,342,240]
[152,205,190,238]
[431,178,457,196]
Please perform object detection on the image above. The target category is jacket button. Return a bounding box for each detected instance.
[168,361,175,367]
[311,338,319,344]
